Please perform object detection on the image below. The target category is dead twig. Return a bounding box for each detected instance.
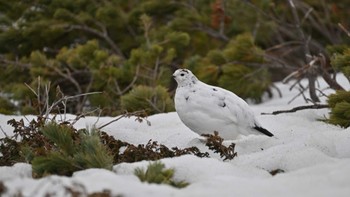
[114,65,140,96]
[271,84,283,98]
[318,53,344,90]
[287,83,308,104]
[283,53,344,104]
[98,110,150,130]
[71,108,102,126]
[146,99,163,113]
[0,126,8,138]
[261,104,329,115]
[192,23,229,41]
[338,23,350,37]
[43,92,102,119]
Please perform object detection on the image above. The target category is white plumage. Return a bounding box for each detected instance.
[173,69,273,140]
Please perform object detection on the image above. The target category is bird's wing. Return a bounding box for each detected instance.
[189,82,240,124]
[203,83,256,127]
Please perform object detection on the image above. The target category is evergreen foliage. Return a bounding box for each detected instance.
[134,161,189,188]
[31,123,113,177]
[330,47,350,81]
[0,96,15,115]
[1,110,237,174]
[327,45,350,128]
[121,85,174,114]
[187,33,271,102]
[327,91,350,128]
[0,0,349,114]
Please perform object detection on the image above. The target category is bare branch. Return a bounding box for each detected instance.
[152,56,160,87]
[24,83,38,97]
[0,56,31,68]
[318,53,344,90]
[48,63,82,94]
[146,98,162,113]
[218,0,226,35]
[98,110,150,130]
[265,41,304,52]
[288,83,309,104]
[300,7,313,25]
[114,65,139,96]
[338,23,350,37]
[43,92,102,120]
[308,72,320,102]
[271,84,283,98]
[71,108,102,126]
[192,23,229,41]
[288,0,311,60]
[0,126,8,138]
[261,104,329,115]
[316,88,329,98]
[44,83,50,116]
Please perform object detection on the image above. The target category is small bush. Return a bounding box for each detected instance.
[0,97,15,115]
[120,85,174,114]
[134,161,189,188]
[327,90,350,128]
[202,131,237,161]
[331,47,350,79]
[31,123,113,177]
[1,113,237,178]
[0,116,210,171]
[188,33,272,103]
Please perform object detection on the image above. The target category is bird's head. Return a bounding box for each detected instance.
[173,69,198,87]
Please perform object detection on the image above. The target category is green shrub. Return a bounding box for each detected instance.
[31,123,113,177]
[134,161,189,188]
[1,111,235,174]
[330,47,350,79]
[120,85,174,114]
[187,33,272,103]
[327,90,350,128]
[219,64,271,103]
[1,114,211,168]
[0,97,15,115]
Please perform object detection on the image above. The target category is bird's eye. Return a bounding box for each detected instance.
[180,73,185,76]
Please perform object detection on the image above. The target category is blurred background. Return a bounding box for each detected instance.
[0,0,349,116]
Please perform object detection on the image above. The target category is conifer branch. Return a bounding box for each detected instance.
[67,24,125,59]
[318,53,344,90]
[193,23,228,41]
[146,98,163,113]
[48,63,83,94]
[113,65,139,96]
[0,55,31,68]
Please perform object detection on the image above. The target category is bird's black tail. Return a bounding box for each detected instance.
[253,125,274,137]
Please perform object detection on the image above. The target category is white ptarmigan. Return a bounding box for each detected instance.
[173,68,273,140]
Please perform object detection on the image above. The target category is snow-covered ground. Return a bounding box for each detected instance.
[1,75,350,197]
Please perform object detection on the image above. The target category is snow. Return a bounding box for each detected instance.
[1,74,350,197]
